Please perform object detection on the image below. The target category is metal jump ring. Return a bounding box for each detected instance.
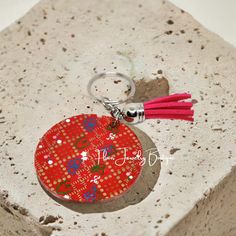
[87,72,136,104]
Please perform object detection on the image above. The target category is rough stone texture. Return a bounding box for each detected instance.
[0,191,53,236]
[167,166,236,236]
[0,0,235,235]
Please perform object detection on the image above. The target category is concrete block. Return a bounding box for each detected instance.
[0,0,235,235]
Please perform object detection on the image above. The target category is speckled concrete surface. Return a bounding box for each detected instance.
[0,189,53,236]
[0,0,235,235]
[167,166,236,236]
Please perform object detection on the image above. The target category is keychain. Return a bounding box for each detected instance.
[35,72,194,203]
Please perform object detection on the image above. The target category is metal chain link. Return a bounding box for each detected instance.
[101,97,125,124]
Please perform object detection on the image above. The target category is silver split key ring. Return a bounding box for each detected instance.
[87,72,136,104]
[87,72,136,125]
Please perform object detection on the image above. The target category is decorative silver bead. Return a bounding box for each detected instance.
[122,103,145,124]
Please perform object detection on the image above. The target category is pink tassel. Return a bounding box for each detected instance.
[144,93,194,122]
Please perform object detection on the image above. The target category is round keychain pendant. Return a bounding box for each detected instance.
[35,72,194,203]
[35,114,143,202]
[35,72,143,203]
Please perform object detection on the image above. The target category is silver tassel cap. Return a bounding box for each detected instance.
[122,103,145,124]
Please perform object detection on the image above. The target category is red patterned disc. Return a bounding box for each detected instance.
[34,114,143,202]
